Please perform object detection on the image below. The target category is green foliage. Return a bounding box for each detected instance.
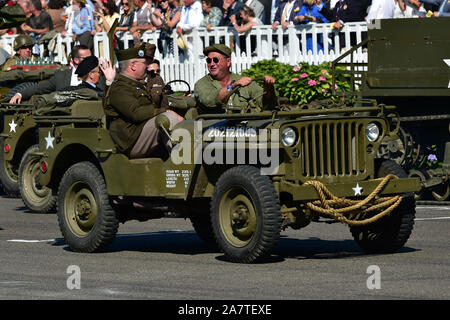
[241,60,353,105]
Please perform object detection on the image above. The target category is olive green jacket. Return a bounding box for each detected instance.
[193,73,265,114]
[104,74,163,154]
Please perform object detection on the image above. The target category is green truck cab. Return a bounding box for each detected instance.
[32,98,420,263]
[332,17,450,201]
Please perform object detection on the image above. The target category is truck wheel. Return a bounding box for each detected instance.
[57,161,119,253]
[350,160,416,253]
[19,144,56,213]
[211,166,282,263]
[0,137,20,197]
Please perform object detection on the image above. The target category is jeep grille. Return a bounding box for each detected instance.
[298,120,369,179]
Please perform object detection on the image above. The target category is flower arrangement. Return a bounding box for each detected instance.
[241,60,353,105]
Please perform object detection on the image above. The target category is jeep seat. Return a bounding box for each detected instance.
[69,100,106,128]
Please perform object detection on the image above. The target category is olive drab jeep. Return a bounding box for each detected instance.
[0,101,56,212]
[32,94,420,263]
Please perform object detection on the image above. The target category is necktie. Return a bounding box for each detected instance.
[281,1,292,22]
[184,6,190,25]
[336,0,344,21]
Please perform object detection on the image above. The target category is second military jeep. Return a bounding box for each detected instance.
[33,99,420,263]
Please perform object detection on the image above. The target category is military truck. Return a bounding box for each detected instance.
[332,17,450,201]
[31,94,420,263]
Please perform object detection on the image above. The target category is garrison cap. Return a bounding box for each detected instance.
[115,43,150,62]
[75,55,98,77]
[203,44,231,58]
[134,41,156,60]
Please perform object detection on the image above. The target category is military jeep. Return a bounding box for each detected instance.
[33,99,420,263]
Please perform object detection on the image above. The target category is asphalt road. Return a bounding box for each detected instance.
[0,196,449,301]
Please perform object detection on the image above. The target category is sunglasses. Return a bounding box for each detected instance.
[123,2,128,4]
[206,57,220,64]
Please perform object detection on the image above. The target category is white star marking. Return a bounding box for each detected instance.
[9,119,17,133]
[45,131,55,149]
[444,59,450,88]
[352,183,363,196]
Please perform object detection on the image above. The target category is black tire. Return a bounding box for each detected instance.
[57,161,119,253]
[18,144,57,213]
[211,166,282,263]
[350,160,416,253]
[0,137,20,197]
[190,212,216,245]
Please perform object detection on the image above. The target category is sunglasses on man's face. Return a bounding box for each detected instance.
[206,57,221,64]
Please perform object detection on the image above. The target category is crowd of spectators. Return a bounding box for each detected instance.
[1,0,449,57]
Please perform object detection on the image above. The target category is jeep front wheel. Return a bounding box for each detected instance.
[19,144,56,213]
[350,160,416,253]
[211,166,282,263]
[57,161,119,253]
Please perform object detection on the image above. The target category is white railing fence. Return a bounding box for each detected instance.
[1,22,368,90]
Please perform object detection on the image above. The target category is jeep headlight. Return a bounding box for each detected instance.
[281,127,297,147]
[365,122,380,142]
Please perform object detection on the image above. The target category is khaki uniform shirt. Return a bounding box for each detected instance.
[193,72,265,114]
[0,55,38,72]
[145,74,169,110]
[104,73,164,154]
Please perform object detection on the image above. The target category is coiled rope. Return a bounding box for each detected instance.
[304,174,403,226]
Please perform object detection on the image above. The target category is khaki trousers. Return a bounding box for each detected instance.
[130,111,183,159]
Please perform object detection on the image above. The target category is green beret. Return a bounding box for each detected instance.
[203,44,231,58]
[115,43,149,62]
[75,55,98,77]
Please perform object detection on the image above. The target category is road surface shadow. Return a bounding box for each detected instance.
[52,231,418,262]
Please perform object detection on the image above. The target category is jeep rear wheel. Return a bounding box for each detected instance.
[57,161,118,253]
[0,137,20,197]
[350,160,416,253]
[211,166,282,263]
[19,144,56,213]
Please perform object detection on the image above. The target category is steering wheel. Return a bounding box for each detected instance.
[165,79,192,96]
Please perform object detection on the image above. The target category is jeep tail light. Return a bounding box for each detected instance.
[40,161,47,173]
[4,143,10,153]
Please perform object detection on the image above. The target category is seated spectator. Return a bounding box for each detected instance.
[130,0,155,43]
[294,0,329,53]
[21,0,54,54]
[116,0,136,34]
[244,0,265,22]
[71,0,96,51]
[220,0,245,27]
[201,0,222,30]
[47,0,66,33]
[94,0,120,33]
